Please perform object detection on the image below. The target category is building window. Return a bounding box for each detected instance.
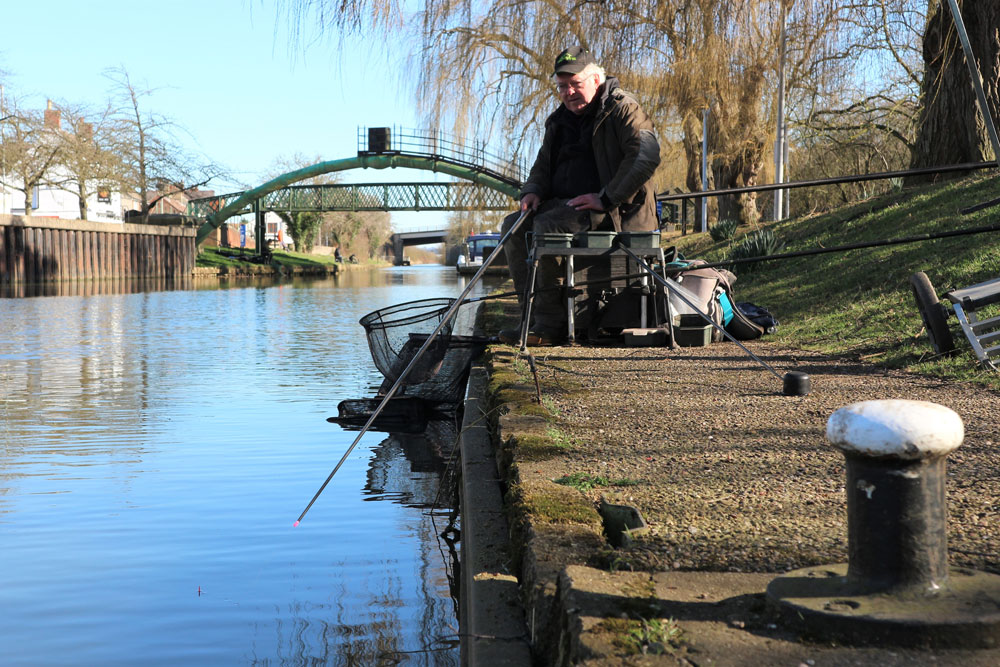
[32,186,39,210]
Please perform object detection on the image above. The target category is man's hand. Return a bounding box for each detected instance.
[520,193,541,211]
[567,193,603,211]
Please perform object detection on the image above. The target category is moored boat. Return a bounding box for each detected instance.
[456,232,508,275]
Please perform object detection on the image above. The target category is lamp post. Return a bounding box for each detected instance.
[701,105,709,233]
[773,2,788,221]
[1,84,7,215]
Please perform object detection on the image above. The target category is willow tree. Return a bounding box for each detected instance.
[275,0,858,225]
[910,0,1000,173]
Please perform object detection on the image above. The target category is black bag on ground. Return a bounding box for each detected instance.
[734,302,778,335]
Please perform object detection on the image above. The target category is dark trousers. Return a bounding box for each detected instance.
[501,199,594,329]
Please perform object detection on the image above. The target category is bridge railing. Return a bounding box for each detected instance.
[359,126,525,187]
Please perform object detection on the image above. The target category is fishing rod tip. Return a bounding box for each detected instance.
[293,520,300,527]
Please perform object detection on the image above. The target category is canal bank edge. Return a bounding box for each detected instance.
[459,366,533,665]
[467,317,1000,665]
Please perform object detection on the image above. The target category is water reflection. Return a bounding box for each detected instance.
[0,266,471,665]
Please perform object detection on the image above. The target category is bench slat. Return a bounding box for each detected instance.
[947,276,1000,310]
[971,314,1000,334]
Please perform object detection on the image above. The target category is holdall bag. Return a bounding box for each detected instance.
[666,260,767,341]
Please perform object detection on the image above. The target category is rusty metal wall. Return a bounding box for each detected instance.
[0,215,196,284]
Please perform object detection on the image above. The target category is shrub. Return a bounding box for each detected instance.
[709,218,740,242]
[728,229,786,274]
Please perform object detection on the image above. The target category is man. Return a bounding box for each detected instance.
[499,45,661,345]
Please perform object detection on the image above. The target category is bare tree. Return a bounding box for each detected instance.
[0,95,63,217]
[105,66,223,220]
[54,101,125,220]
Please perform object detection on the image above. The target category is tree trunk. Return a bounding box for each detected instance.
[78,183,88,221]
[682,114,707,233]
[909,0,1000,180]
[20,186,33,217]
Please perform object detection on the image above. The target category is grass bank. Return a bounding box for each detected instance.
[671,171,1000,389]
[196,247,388,272]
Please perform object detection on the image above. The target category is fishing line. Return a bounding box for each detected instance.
[294,209,532,526]
[460,269,668,305]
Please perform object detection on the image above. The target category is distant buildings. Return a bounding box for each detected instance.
[0,101,213,224]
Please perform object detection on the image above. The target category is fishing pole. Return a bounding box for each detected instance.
[460,270,672,305]
[293,208,532,526]
[617,244,809,395]
[669,221,1000,274]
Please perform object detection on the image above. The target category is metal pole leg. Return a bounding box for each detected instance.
[520,257,540,351]
[639,253,649,328]
[566,254,575,344]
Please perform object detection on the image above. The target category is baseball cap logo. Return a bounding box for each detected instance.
[553,45,595,74]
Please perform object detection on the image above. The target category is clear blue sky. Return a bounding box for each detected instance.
[1,1,446,230]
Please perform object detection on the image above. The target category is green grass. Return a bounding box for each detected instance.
[196,246,256,268]
[197,246,373,270]
[268,249,342,268]
[673,172,1000,389]
[601,616,685,656]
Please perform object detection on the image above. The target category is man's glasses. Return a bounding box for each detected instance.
[556,77,592,94]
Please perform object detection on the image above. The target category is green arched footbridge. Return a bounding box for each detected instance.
[190,151,522,246]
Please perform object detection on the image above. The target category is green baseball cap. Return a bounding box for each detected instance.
[554,46,596,75]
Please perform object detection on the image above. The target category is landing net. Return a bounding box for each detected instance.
[359,298,489,403]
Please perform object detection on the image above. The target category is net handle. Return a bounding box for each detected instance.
[294,208,532,526]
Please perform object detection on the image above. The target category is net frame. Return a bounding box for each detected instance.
[360,298,457,385]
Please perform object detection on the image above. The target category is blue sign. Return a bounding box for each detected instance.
[239,224,246,248]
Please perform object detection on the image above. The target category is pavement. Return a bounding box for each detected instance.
[458,323,1000,666]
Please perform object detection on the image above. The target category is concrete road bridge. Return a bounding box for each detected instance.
[187,127,523,264]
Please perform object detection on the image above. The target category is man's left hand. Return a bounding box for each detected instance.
[566,193,603,211]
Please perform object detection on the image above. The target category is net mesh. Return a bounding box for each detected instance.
[360,298,456,384]
[360,298,489,403]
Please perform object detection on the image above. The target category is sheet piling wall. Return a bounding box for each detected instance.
[0,214,197,284]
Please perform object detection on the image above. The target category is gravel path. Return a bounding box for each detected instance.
[521,340,1000,574]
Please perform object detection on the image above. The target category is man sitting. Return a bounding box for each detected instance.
[498,46,661,346]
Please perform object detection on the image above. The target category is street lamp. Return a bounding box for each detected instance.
[773,2,788,222]
[1,83,9,215]
[0,113,10,214]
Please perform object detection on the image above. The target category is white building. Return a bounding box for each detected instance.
[1,102,123,223]
[7,181,124,223]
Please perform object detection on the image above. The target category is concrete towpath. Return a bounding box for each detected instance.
[461,331,1000,665]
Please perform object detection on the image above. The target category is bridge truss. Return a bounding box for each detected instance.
[187,181,514,217]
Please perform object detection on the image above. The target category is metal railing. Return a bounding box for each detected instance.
[655,160,999,232]
[358,126,526,187]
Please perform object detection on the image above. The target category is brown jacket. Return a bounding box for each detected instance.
[521,77,661,231]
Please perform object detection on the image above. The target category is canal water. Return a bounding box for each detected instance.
[0,266,492,665]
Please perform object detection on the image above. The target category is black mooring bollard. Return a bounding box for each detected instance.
[766,399,1000,648]
[782,371,810,396]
